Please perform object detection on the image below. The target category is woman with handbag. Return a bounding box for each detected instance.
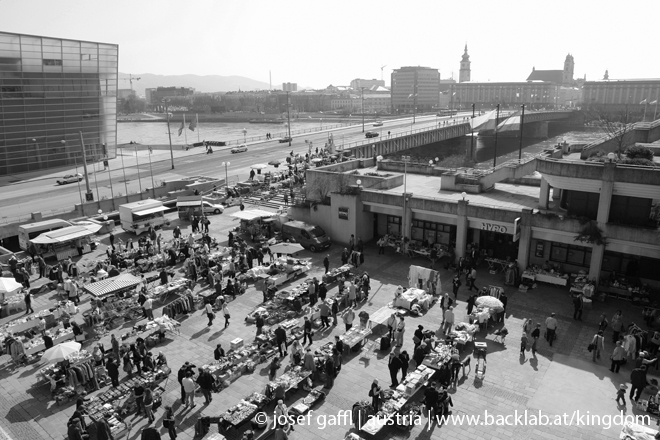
[590,330,605,362]
[163,406,177,439]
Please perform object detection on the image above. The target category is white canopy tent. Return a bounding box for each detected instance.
[230,209,276,221]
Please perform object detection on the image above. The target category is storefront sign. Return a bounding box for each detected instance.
[338,207,349,220]
[535,241,545,258]
[481,222,508,233]
[513,217,521,242]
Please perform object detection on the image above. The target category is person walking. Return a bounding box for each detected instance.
[163,406,177,439]
[256,314,265,337]
[143,387,155,423]
[598,314,609,333]
[319,302,331,329]
[323,255,330,274]
[610,340,626,373]
[303,316,313,346]
[24,291,34,315]
[182,371,196,409]
[531,323,541,356]
[423,382,439,423]
[573,293,584,320]
[468,267,478,291]
[343,307,355,331]
[205,301,214,327]
[443,307,455,334]
[341,248,349,265]
[222,302,230,328]
[545,313,558,346]
[611,311,624,343]
[616,384,627,407]
[388,352,403,387]
[386,313,397,340]
[399,350,410,379]
[591,330,605,362]
[331,299,339,326]
[369,379,382,412]
[111,333,120,361]
[134,384,145,416]
[520,332,529,356]
[325,354,336,388]
[452,275,462,300]
[348,235,355,253]
[378,236,386,255]
[467,293,477,315]
[630,365,648,403]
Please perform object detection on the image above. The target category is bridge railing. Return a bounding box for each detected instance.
[335,118,470,153]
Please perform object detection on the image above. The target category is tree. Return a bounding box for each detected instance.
[585,105,641,158]
[308,177,332,204]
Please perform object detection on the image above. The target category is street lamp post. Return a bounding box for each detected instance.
[242,128,247,144]
[518,104,526,161]
[286,92,292,138]
[164,100,174,169]
[222,162,230,190]
[78,131,93,201]
[470,103,475,160]
[147,146,155,189]
[402,155,410,240]
[134,144,143,192]
[493,103,500,167]
[361,87,365,133]
[63,140,84,206]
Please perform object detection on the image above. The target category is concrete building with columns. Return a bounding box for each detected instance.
[295,152,660,289]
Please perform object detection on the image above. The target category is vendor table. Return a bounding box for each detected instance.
[25,328,76,355]
[340,327,372,352]
[369,306,397,328]
[360,365,434,436]
[485,257,509,273]
[421,343,457,370]
[534,273,568,286]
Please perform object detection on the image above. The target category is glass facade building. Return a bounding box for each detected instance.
[0,32,117,176]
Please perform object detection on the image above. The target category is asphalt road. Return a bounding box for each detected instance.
[0,113,467,222]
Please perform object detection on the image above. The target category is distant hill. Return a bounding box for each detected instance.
[119,73,271,96]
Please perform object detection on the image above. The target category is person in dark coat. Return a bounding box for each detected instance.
[467,293,477,315]
[325,355,336,388]
[107,358,120,387]
[370,380,382,412]
[323,255,330,274]
[399,350,410,379]
[452,275,462,300]
[388,352,403,387]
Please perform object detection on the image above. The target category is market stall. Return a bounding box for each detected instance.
[360,365,434,436]
[523,267,568,287]
[340,326,372,353]
[393,288,434,311]
[30,224,100,260]
[83,273,143,299]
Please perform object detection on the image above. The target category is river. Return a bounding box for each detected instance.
[117,120,330,145]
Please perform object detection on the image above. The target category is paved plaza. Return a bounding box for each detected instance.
[0,206,655,440]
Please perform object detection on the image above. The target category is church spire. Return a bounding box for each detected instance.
[459,44,471,83]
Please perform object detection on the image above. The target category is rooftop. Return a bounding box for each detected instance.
[526,69,564,83]
[356,165,541,211]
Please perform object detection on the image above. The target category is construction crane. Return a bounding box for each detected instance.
[119,74,141,92]
[380,65,387,81]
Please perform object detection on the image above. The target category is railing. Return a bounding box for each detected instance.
[224,120,373,146]
[336,118,470,152]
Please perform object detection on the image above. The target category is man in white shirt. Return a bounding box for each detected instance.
[205,302,214,327]
[143,298,154,320]
[443,307,455,334]
[342,307,355,331]
[545,313,558,346]
[182,371,196,408]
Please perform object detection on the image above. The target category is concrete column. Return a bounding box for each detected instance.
[596,162,616,224]
[455,199,469,261]
[539,177,551,209]
[589,243,605,281]
[516,209,533,271]
[402,193,413,240]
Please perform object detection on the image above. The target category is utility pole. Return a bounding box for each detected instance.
[518,104,525,161]
[361,87,365,132]
[286,92,292,138]
[493,103,500,167]
[470,103,475,160]
[78,131,93,201]
[165,100,174,169]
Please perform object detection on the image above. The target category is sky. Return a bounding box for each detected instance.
[1,0,659,91]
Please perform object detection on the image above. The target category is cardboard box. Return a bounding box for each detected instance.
[230,338,244,350]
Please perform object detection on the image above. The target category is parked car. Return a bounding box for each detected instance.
[281,221,331,252]
[365,132,379,138]
[373,121,383,127]
[278,136,293,143]
[56,173,83,185]
[202,201,224,215]
[231,145,248,153]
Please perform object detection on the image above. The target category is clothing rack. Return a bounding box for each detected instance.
[486,285,503,299]
[160,293,195,319]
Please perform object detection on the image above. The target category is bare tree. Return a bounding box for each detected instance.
[585,105,642,158]
[308,177,332,204]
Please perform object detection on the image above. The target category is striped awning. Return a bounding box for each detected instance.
[83,273,142,298]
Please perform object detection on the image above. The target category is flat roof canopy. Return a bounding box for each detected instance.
[134,206,168,216]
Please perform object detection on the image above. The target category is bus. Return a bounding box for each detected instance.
[18,219,73,251]
[436,109,457,117]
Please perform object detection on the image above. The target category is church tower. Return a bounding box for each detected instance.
[459,44,471,83]
[603,70,609,80]
[562,53,574,85]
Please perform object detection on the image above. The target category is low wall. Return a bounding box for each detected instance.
[377,160,449,176]
[287,204,334,240]
[75,186,170,217]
